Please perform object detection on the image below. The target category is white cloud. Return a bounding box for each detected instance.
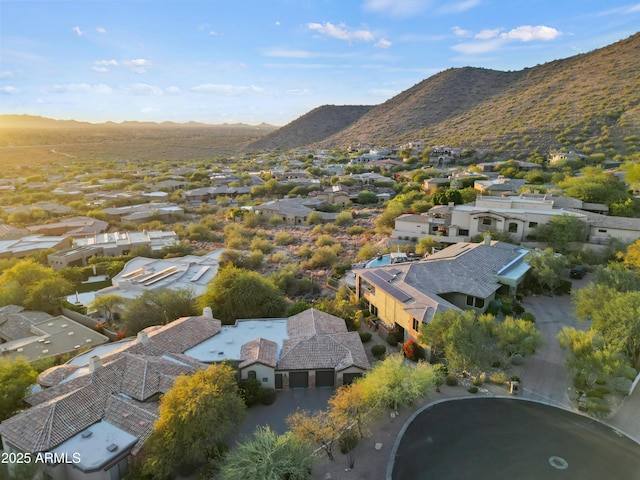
[190,84,265,96]
[45,83,112,94]
[308,22,374,42]
[452,26,471,37]
[209,31,218,36]
[275,20,281,26]
[0,71,15,79]
[475,29,500,40]
[165,86,182,95]
[121,58,153,73]
[500,25,561,42]
[451,38,504,54]
[73,26,84,36]
[285,88,310,96]
[0,86,20,94]
[363,0,431,18]
[437,0,480,14]
[376,38,392,48]
[263,48,312,58]
[121,83,164,95]
[97,27,106,34]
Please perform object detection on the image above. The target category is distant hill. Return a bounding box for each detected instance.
[246,105,373,152]
[249,32,640,157]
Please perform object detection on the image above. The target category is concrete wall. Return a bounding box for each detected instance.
[240,363,275,389]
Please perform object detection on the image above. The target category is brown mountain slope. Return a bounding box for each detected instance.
[246,105,373,152]
[316,32,640,154]
[251,33,639,156]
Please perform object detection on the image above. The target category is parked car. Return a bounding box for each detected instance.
[570,265,586,279]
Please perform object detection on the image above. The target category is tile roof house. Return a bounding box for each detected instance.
[354,240,530,349]
[0,307,369,480]
[0,311,220,480]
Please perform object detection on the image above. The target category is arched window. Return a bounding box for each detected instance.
[247,370,257,379]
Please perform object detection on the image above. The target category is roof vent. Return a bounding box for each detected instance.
[106,444,118,452]
[68,331,74,336]
[81,431,93,438]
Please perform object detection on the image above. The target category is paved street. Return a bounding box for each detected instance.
[391,398,640,480]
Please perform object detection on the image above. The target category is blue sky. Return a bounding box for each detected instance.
[1,1,639,126]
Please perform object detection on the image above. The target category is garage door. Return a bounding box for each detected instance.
[289,371,308,388]
[342,372,363,385]
[315,370,335,387]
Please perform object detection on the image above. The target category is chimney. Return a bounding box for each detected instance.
[203,307,214,320]
[484,234,492,246]
[137,331,150,346]
[89,355,102,372]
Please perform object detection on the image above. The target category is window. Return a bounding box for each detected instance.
[598,229,607,233]
[262,377,268,383]
[459,229,469,236]
[412,318,420,331]
[482,218,492,225]
[475,297,485,308]
[247,370,256,379]
[508,222,518,233]
[528,222,538,228]
[466,295,474,306]
[370,304,378,316]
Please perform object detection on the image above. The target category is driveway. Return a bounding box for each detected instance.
[232,387,334,443]
[519,277,589,407]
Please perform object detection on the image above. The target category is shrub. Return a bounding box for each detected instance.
[612,377,633,394]
[346,225,366,236]
[520,312,536,323]
[472,376,483,386]
[445,374,459,386]
[403,339,425,361]
[371,344,387,359]
[359,331,372,343]
[615,365,638,381]
[338,429,359,454]
[510,375,521,382]
[512,303,525,315]
[468,386,479,394]
[261,388,277,405]
[386,334,398,346]
[511,353,525,365]
[586,388,610,399]
[238,378,265,407]
[489,371,507,384]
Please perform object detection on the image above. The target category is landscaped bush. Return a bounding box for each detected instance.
[489,371,507,384]
[445,374,459,386]
[238,378,265,407]
[386,334,399,346]
[261,388,277,405]
[586,387,610,399]
[615,365,639,381]
[512,303,525,315]
[520,312,536,323]
[612,377,633,394]
[511,353,525,365]
[556,280,572,295]
[586,397,611,416]
[467,386,479,394]
[359,331,372,343]
[403,339,425,361]
[372,344,387,359]
[338,429,359,454]
[472,376,483,386]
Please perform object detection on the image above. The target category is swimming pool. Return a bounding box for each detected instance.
[365,254,392,268]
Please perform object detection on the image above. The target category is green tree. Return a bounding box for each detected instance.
[219,426,313,480]
[142,364,246,478]
[531,215,587,253]
[89,294,125,323]
[0,358,37,421]
[122,288,199,334]
[495,316,543,366]
[306,211,322,225]
[418,309,474,359]
[200,267,286,324]
[526,248,568,293]
[357,191,378,204]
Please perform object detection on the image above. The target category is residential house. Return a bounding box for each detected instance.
[254,198,335,225]
[474,177,528,196]
[48,231,179,269]
[354,240,530,345]
[0,308,369,479]
[94,249,223,300]
[100,203,184,224]
[392,195,588,244]
[422,177,451,194]
[27,216,109,238]
[548,151,587,164]
[0,234,72,260]
[0,305,108,362]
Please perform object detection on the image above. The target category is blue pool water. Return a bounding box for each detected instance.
[365,254,392,268]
